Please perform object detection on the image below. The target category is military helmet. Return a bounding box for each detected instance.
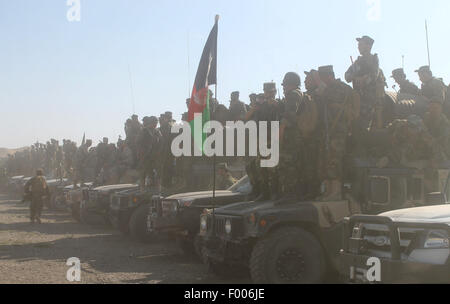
[282,72,301,87]
[263,82,277,92]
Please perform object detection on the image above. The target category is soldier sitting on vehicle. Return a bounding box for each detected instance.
[391,68,419,96]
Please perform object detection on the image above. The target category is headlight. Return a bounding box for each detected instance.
[423,230,449,249]
[200,216,207,232]
[225,219,232,234]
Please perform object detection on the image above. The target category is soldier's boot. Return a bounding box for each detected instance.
[319,180,342,202]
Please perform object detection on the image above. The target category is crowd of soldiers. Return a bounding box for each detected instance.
[245,35,450,202]
[3,35,450,201]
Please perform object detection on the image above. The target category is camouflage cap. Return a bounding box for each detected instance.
[282,72,301,87]
[165,111,173,118]
[131,114,138,119]
[304,69,317,76]
[231,91,240,98]
[263,82,277,92]
[391,68,406,78]
[36,169,44,176]
[406,115,426,131]
[356,35,375,46]
[415,66,432,74]
[318,65,334,76]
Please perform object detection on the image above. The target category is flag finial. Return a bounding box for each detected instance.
[215,15,220,23]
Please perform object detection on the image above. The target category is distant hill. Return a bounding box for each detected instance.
[0,147,27,159]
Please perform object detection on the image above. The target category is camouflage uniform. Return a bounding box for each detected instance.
[345,36,385,131]
[391,68,420,96]
[419,77,447,105]
[24,172,50,223]
[137,118,162,188]
[279,78,301,197]
[424,112,450,160]
[316,77,356,182]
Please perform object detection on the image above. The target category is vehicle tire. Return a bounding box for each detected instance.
[71,201,81,222]
[177,234,202,259]
[129,204,153,243]
[249,227,326,284]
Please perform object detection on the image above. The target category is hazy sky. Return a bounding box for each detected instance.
[1,0,450,148]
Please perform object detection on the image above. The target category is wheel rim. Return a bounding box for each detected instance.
[275,248,306,282]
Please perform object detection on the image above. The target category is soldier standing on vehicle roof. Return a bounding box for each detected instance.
[24,169,50,224]
[424,97,450,161]
[391,68,419,96]
[278,72,302,200]
[137,116,162,191]
[228,91,247,122]
[415,66,447,107]
[314,66,360,201]
[245,83,281,200]
[345,35,386,131]
[159,111,176,189]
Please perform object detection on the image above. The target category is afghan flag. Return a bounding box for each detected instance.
[188,16,218,154]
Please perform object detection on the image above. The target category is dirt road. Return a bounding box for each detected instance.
[0,194,249,284]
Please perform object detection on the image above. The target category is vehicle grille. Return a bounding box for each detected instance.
[361,223,424,256]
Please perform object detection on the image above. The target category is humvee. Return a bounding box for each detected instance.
[148,176,251,257]
[200,159,450,283]
[109,187,157,242]
[66,183,94,221]
[79,184,139,225]
[340,204,450,283]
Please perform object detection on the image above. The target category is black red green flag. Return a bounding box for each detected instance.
[187,16,218,153]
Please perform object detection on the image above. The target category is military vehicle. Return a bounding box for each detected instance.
[200,158,450,283]
[45,178,71,210]
[148,176,251,257]
[340,204,450,283]
[65,183,94,222]
[79,184,139,225]
[109,188,157,242]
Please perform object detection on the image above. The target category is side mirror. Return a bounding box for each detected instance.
[426,192,447,205]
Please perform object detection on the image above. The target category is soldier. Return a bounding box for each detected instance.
[415,66,447,106]
[24,169,50,224]
[211,163,236,190]
[228,91,247,121]
[391,68,419,95]
[137,116,162,190]
[424,98,450,160]
[345,36,386,130]
[74,139,92,185]
[116,140,134,181]
[278,72,302,199]
[159,112,176,189]
[210,98,229,126]
[245,83,281,200]
[314,66,360,201]
[125,114,142,167]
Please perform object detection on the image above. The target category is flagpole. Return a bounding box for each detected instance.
[212,15,219,214]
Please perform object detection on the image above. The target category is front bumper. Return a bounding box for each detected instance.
[202,234,252,266]
[339,251,450,283]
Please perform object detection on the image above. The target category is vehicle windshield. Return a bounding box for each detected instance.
[228,175,252,194]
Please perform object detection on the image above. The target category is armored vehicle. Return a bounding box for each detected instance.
[200,160,450,283]
[66,183,94,221]
[148,176,251,257]
[109,188,157,242]
[80,184,139,225]
[340,204,450,283]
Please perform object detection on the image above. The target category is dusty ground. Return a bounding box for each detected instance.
[0,193,250,284]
